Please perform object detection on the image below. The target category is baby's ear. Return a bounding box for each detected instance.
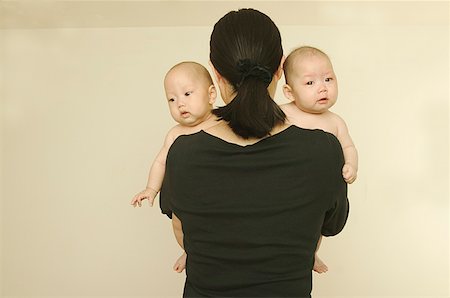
[208,85,217,104]
[282,84,294,101]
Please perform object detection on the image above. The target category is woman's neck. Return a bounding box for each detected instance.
[204,121,290,146]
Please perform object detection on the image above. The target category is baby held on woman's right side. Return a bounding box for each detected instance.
[280,46,358,273]
[131,61,219,272]
[131,61,218,208]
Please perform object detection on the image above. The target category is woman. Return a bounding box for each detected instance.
[161,8,349,297]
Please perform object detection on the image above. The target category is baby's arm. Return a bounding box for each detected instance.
[131,129,176,207]
[172,213,184,248]
[335,115,358,184]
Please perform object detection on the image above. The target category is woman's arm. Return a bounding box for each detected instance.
[321,133,350,236]
[172,213,184,249]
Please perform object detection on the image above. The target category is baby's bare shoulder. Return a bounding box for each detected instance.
[280,102,308,121]
[168,124,192,137]
[279,102,298,114]
[325,111,346,125]
[165,124,189,144]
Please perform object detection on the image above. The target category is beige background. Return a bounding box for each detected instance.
[1,1,449,297]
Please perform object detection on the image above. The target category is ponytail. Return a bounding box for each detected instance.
[213,60,285,139]
[209,8,285,139]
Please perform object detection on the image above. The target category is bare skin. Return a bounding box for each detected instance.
[130,62,219,273]
[282,47,358,273]
[313,237,328,273]
[131,62,218,208]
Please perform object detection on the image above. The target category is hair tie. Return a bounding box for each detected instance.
[236,59,272,87]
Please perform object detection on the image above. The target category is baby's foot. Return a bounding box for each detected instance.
[313,255,328,274]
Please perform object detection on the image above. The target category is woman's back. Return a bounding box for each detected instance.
[161,125,349,297]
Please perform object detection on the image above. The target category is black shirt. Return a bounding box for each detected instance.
[161,125,349,297]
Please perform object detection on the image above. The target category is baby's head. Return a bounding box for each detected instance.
[282,46,338,114]
[164,61,217,126]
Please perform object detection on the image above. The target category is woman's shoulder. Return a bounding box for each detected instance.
[169,124,342,158]
[283,125,343,156]
[285,124,337,139]
[170,130,205,147]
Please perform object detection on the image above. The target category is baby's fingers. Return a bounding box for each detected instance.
[131,195,145,207]
[344,173,356,184]
[148,196,156,207]
[130,197,139,207]
[349,175,357,184]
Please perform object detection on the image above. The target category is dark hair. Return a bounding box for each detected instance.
[210,8,286,139]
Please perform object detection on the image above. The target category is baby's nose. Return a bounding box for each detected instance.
[319,84,328,93]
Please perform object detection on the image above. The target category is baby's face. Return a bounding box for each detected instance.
[164,67,214,127]
[288,54,338,114]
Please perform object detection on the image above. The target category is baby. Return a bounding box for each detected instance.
[281,46,358,273]
[131,61,219,272]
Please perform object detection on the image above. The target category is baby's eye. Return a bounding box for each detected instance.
[185,91,192,96]
[306,81,313,85]
[168,98,175,102]
[325,77,333,82]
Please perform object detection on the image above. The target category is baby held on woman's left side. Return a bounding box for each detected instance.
[280,46,358,274]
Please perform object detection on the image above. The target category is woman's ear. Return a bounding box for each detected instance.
[208,85,217,104]
[275,55,286,81]
[208,60,222,83]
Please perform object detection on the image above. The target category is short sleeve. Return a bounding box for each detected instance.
[159,129,188,219]
[321,193,349,236]
[321,133,350,236]
[159,139,178,219]
[160,179,173,219]
[156,127,350,296]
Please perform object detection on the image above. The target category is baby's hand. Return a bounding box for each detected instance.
[173,252,187,273]
[130,188,157,207]
[342,164,357,184]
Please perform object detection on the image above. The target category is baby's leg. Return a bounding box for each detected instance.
[313,236,328,274]
[173,251,187,273]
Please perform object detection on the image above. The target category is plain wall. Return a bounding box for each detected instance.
[1,1,449,297]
